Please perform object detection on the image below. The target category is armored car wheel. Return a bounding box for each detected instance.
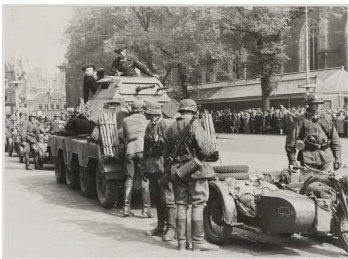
[203,188,232,245]
[96,167,121,209]
[79,166,97,198]
[55,153,66,183]
[213,165,249,174]
[65,156,80,190]
[334,208,348,252]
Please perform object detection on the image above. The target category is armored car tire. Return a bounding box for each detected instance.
[55,152,66,183]
[213,165,249,174]
[96,167,121,209]
[65,156,80,190]
[216,172,249,181]
[79,163,97,198]
[203,187,232,245]
[334,207,348,252]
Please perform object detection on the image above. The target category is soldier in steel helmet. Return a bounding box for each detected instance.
[122,100,152,218]
[110,45,159,79]
[163,99,219,251]
[286,94,342,172]
[143,101,176,240]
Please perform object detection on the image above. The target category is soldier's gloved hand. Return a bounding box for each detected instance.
[334,158,342,170]
[153,74,160,80]
[288,160,299,170]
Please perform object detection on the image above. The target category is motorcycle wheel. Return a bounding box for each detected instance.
[203,188,232,245]
[334,208,348,252]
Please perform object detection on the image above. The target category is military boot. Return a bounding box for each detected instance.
[191,220,219,251]
[163,207,176,241]
[123,185,133,217]
[176,219,189,251]
[142,207,154,218]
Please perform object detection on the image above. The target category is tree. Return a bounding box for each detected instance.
[220,7,297,111]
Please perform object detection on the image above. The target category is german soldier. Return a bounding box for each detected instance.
[163,99,219,251]
[286,94,342,172]
[21,113,40,170]
[122,101,152,217]
[143,101,176,240]
[82,64,98,103]
[110,46,159,79]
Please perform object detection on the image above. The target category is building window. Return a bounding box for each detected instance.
[56,103,60,109]
[50,103,55,110]
[39,104,43,110]
[299,20,320,71]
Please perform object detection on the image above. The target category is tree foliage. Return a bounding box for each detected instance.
[64,6,344,108]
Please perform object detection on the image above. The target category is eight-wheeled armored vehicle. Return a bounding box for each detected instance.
[47,76,170,209]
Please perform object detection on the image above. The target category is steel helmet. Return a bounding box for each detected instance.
[178,99,197,113]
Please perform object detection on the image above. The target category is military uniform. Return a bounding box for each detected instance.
[163,99,218,251]
[110,56,155,77]
[122,101,152,217]
[286,96,341,172]
[143,101,176,240]
[83,75,97,103]
[21,115,40,170]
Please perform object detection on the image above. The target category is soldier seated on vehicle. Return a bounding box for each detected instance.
[109,45,159,79]
[82,64,98,104]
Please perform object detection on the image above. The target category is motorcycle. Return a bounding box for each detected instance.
[203,165,348,252]
[31,133,50,170]
[276,164,348,251]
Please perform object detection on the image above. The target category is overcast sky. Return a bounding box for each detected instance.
[3,6,74,77]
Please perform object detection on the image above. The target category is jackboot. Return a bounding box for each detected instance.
[142,207,154,218]
[191,220,219,251]
[163,207,176,241]
[123,185,133,217]
[176,219,189,251]
[147,205,166,236]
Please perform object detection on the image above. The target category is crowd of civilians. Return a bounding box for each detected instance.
[209,106,348,137]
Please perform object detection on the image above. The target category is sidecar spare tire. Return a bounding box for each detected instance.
[213,165,249,174]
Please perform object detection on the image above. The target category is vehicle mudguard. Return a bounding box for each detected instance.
[209,180,238,225]
[97,161,125,180]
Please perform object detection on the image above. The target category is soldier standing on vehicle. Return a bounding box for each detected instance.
[122,101,153,218]
[286,94,342,172]
[21,113,39,170]
[163,99,219,251]
[110,46,159,79]
[82,64,98,103]
[143,101,176,240]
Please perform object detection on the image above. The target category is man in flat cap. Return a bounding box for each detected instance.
[110,46,159,79]
[122,100,152,218]
[82,64,98,103]
[286,94,342,172]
